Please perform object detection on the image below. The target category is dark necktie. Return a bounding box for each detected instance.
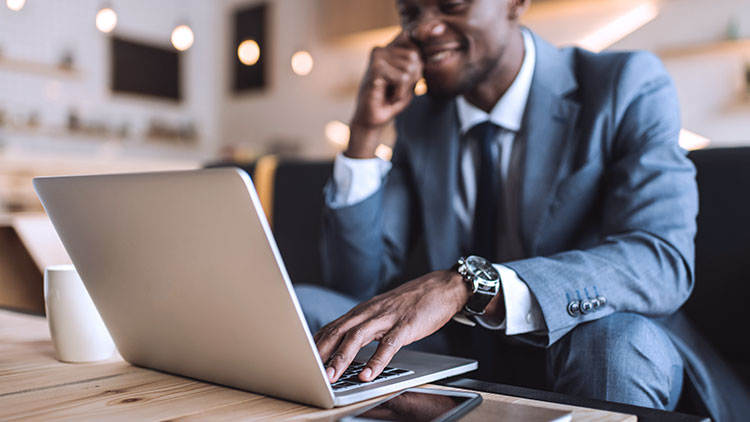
[471,121,501,260]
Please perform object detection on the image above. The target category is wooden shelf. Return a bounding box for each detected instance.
[0,57,82,80]
[659,39,750,59]
[317,0,398,41]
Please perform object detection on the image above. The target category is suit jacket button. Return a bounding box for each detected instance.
[591,297,600,309]
[567,300,581,316]
[580,300,593,314]
[597,296,607,307]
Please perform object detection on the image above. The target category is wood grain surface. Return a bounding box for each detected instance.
[0,309,636,421]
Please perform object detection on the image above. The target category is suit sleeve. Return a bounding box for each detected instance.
[320,137,417,301]
[329,153,392,207]
[505,52,698,347]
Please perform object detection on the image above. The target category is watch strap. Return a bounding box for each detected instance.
[464,288,496,315]
[452,311,477,327]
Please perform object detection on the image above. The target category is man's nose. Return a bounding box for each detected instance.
[407,13,446,43]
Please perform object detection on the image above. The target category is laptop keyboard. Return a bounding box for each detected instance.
[330,361,414,392]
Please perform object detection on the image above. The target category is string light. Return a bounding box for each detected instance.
[375,144,393,161]
[291,51,314,76]
[6,0,25,11]
[171,24,194,51]
[414,78,428,96]
[679,129,711,151]
[238,40,260,66]
[325,120,350,147]
[95,8,118,33]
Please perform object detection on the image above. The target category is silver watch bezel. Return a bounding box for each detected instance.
[457,255,500,295]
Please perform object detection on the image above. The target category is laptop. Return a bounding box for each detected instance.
[33,168,477,408]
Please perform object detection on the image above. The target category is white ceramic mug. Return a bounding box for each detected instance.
[44,265,115,363]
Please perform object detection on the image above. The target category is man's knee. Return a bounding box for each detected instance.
[549,313,683,410]
[294,284,358,334]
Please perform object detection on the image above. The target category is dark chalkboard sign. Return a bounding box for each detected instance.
[110,37,181,101]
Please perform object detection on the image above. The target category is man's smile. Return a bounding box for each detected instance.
[420,41,465,72]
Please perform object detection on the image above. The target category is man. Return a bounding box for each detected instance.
[296,0,749,420]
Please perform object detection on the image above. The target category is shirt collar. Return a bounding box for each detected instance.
[456,27,536,134]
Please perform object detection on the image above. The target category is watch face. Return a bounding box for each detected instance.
[466,256,499,282]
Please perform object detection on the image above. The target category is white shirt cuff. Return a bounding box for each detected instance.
[330,152,392,208]
[475,264,545,335]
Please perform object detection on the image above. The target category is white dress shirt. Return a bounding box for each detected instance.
[330,29,544,335]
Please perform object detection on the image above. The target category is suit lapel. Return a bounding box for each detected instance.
[409,32,580,266]
[519,33,580,255]
[410,100,463,270]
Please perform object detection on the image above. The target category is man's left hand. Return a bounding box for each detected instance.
[314,270,470,383]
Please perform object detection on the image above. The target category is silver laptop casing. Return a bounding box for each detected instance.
[34,169,477,408]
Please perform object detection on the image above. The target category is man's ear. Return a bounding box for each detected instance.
[508,0,530,20]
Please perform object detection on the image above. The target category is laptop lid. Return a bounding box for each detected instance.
[34,169,337,408]
[33,168,478,409]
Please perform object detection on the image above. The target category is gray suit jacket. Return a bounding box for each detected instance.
[323,32,696,342]
[321,33,746,420]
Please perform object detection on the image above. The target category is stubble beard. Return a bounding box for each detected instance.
[426,53,502,101]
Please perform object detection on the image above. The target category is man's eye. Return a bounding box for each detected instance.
[398,6,419,22]
[440,1,469,14]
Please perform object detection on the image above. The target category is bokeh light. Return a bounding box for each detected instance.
[95,8,118,33]
[325,120,350,147]
[375,144,393,161]
[291,50,314,76]
[414,78,428,96]
[6,0,25,11]
[171,25,194,51]
[237,40,261,66]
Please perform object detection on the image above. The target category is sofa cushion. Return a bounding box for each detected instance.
[685,148,750,366]
[272,160,332,286]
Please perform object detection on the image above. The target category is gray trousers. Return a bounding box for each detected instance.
[295,284,684,411]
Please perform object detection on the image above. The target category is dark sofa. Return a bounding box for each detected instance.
[208,146,750,404]
[684,148,750,383]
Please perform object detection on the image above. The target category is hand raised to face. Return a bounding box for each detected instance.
[346,31,423,159]
[314,269,469,384]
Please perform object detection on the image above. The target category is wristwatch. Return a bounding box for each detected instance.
[453,255,501,325]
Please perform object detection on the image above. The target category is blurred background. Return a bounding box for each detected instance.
[0,0,748,214]
[3,0,749,393]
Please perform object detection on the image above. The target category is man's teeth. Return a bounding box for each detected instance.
[428,50,452,63]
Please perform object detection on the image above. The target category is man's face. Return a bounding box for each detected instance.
[396,0,518,99]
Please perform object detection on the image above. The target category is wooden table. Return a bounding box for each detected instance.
[0,213,72,314]
[0,309,639,421]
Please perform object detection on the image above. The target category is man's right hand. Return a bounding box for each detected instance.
[346,31,423,159]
